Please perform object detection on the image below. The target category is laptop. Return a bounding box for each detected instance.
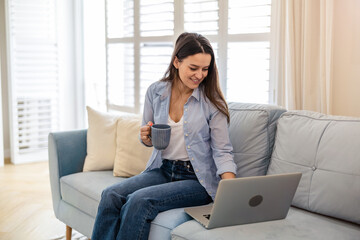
[184,172,302,229]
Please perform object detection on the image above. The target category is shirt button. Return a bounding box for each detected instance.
[200,180,204,183]
[192,158,194,160]
[185,133,188,136]
[185,109,188,111]
[187,146,190,149]
[184,121,187,124]
[196,169,199,172]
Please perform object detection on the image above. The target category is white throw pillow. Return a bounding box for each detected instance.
[83,106,119,171]
[113,115,153,177]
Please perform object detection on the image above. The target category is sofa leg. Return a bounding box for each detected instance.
[66,225,72,240]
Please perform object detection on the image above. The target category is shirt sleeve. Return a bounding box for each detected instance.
[139,84,155,147]
[209,109,237,177]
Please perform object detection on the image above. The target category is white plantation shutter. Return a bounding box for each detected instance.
[226,0,271,104]
[228,0,271,34]
[139,1,174,111]
[140,0,174,37]
[106,0,134,38]
[139,43,172,110]
[227,42,270,103]
[7,0,60,163]
[107,43,135,108]
[105,0,174,113]
[184,0,219,35]
[92,0,273,115]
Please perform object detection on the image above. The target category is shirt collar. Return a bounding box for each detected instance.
[157,81,201,101]
[191,86,201,101]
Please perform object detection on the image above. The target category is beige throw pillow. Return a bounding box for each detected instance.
[83,106,119,172]
[113,115,153,177]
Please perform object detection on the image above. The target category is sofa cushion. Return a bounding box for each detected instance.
[114,115,153,177]
[60,171,125,217]
[267,111,360,225]
[228,102,286,177]
[171,207,360,240]
[149,208,192,240]
[60,171,192,238]
[83,106,120,171]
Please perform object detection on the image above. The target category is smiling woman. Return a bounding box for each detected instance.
[91,32,236,240]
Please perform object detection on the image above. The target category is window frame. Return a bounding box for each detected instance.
[104,0,273,114]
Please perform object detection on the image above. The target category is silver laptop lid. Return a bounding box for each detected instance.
[207,172,302,229]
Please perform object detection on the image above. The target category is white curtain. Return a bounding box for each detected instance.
[271,0,334,113]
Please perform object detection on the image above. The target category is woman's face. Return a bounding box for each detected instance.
[173,53,212,90]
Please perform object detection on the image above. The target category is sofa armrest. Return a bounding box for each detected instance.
[48,129,87,216]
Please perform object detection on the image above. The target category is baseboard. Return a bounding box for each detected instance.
[4,148,48,165]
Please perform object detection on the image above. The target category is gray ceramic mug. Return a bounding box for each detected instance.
[150,124,171,150]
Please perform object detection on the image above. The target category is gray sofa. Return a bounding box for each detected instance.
[48,102,360,240]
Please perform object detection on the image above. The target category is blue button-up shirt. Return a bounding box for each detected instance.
[141,80,237,200]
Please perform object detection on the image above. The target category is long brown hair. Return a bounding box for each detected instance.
[161,32,230,123]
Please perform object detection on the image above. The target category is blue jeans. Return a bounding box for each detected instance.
[91,160,213,240]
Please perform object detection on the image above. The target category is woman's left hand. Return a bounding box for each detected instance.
[221,172,236,179]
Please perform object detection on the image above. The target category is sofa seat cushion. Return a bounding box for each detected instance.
[149,208,192,239]
[171,207,360,240]
[60,171,125,217]
[60,171,193,239]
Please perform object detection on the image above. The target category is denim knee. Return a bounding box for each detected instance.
[124,191,159,221]
[99,185,126,210]
[126,191,154,209]
[101,185,114,198]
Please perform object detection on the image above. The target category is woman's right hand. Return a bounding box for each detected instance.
[140,121,153,146]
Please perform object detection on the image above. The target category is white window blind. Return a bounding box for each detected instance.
[226,0,271,104]
[7,0,60,163]
[227,42,270,103]
[140,43,173,108]
[184,0,219,35]
[228,0,271,34]
[106,0,134,38]
[140,0,174,37]
[107,43,134,108]
[105,0,174,113]
[84,0,273,114]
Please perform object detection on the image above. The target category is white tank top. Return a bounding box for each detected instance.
[161,115,190,161]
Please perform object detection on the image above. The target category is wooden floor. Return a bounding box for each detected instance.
[0,161,86,240]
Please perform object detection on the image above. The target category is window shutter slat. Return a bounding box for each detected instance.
[107,43,135,108]
[184,0,219,35]
[106,0,134,38]
[228,0,271,34]
[139,43,172,110]
[140,0,174,37]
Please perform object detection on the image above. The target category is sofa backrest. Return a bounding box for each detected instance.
[228,102,286,178]
[267,111,360,225]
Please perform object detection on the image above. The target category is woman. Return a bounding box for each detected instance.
[92,32,237,240]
